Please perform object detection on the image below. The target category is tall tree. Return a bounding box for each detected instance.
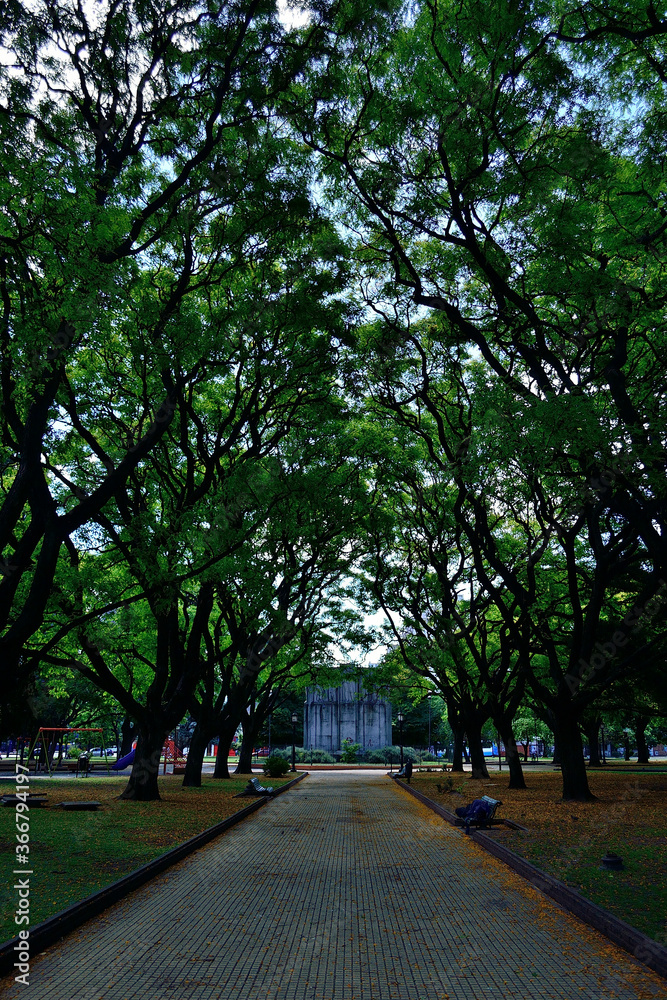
[0,0,345,692]
[287,0,667,585]
[355,326,658,798]
[183,420,373,785]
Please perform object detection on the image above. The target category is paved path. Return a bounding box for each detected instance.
[1,773,664,1000]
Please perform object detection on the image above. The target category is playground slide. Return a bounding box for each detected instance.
[111,748,135,771]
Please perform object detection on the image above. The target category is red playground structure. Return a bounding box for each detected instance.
[162,739,187,774]
[114,738,187,774]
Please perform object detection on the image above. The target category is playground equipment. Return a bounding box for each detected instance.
[162,739,187,774]
[111,746,136,770]
[111,739,187,774]
[29,728,108,776]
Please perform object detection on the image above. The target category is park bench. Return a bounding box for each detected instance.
[235,777,274,797]
[55,801,101,810]
[454,795,503,834]
[391,761,413,783]
[1,793,49,807]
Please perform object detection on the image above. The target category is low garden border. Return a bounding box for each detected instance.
[394,776,667,982]
[0,772,307,977]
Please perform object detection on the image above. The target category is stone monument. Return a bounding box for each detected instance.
[303,678,392,754]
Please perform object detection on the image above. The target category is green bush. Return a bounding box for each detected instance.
[339,738,361,763]
[301,748,336,763]
[366,745,420,764]
[268,747,336,764]
[263,754,290,777]
[269,747,298,763]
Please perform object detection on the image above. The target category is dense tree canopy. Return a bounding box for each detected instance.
[1,0,666,800]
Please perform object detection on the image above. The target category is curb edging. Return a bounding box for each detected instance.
[0,771,307,977]
[393,777,667,981]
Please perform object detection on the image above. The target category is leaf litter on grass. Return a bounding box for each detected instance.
[411,769,667,944]
[0,774,294,943]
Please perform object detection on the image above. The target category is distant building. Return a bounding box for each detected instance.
[303,679,392,753]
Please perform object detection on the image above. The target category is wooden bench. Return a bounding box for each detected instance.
[1,794,49,807]
[391,761,413,783]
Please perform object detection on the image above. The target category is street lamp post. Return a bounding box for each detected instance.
[290,712,298,772]
[397,711,404,768]
[427,692,432,755]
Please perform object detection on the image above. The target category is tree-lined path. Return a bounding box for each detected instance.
[1,773,664,999]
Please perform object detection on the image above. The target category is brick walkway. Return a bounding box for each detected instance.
[1,772,664,999]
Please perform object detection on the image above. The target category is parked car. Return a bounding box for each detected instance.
[254,747,271,757]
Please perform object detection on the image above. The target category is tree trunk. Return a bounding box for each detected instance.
[553,712,595,802]
[451,726,465,772]
[213,727,236,779]
[120,725,165,801]
[465,720,490,780]
[635,716,650,764]
[234,736,255,774]
[213,744,230,779]
[552,734,561,767]
[583,719,601,767]
[182,723,211,788]
[498,720,526,790]
[119,716,136,757]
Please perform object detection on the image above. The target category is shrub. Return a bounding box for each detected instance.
[269,747,336,764]
[263,755,290,777]
[302,748,336,763]
[339,738,361,763]
[366,745,420,764]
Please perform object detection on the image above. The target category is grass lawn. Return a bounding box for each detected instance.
[408,767,667,944]
[0,773,294,945]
